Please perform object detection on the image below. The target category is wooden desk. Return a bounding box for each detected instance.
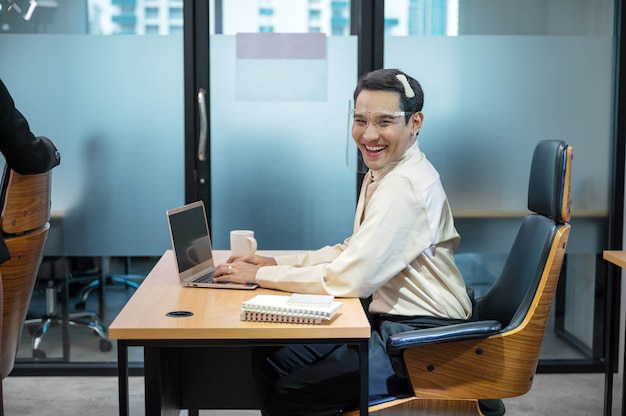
[602,250,626,416]
[109,250,371,415]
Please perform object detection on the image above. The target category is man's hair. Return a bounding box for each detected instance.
[353,69,424,122]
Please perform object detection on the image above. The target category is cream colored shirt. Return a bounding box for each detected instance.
[255,142,472,319]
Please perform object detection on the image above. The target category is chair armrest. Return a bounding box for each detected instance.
[387,320,502,353]
[386,320,502,380]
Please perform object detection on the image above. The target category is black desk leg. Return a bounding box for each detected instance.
[622,270,626,416]
[144,347,182,415]
[117,340,129,416]
[359,340,369,415]
[603,272,613,416]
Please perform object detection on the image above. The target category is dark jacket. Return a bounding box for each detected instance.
[0,78,61,262]
[0,79,60,174]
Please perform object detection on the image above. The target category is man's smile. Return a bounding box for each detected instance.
[364,144,388,155]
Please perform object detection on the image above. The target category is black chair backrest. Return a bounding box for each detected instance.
[473,140,571,330]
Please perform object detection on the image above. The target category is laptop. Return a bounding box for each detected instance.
[166,201,258,289]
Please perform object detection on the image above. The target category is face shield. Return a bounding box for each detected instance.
[345,100,368,174]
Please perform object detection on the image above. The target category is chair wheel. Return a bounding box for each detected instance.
[33,349,47,359]
[100,339,113,352]
[74,301,86,310]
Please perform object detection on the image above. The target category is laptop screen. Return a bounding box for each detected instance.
[167,202,213,275]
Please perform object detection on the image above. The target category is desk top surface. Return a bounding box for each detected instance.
[109,250,371,341]
[604,250,626,269]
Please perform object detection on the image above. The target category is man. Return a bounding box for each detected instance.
[214,69,472,415]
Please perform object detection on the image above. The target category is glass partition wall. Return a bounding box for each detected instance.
[207,1,357,251]
[1,0,620,376]
[1,1,184,369]
[191,0,618,374]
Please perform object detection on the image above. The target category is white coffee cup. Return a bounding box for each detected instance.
[230,230,257,256]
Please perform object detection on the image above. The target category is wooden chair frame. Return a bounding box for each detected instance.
[0,169,52,416]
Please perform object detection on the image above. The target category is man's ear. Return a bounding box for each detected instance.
[412,111,424,132]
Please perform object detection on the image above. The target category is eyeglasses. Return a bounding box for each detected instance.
[349,109,412,132]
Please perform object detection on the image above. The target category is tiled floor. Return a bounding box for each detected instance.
[3,373,621,415]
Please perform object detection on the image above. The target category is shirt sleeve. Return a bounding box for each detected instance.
[255,175,433,298]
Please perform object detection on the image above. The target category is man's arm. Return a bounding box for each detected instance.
[0,79,60,174]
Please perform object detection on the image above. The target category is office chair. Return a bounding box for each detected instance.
[24,260,113,358]
[21,177,112,358]
[0,169,52,415]
[345,140,572,415]
[71,256,140,312]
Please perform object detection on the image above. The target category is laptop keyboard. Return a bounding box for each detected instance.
[195,272,214,284]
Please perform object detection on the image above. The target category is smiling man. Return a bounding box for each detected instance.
[350,75,423,171]
[214,69,472,416]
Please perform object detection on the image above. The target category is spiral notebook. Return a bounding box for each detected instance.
[241,294,343,324]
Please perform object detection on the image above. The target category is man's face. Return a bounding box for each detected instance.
[351,90,422,171]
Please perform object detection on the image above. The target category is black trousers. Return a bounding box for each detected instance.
[252,315,467,416]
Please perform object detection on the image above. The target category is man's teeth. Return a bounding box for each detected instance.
[366,145,387,152]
